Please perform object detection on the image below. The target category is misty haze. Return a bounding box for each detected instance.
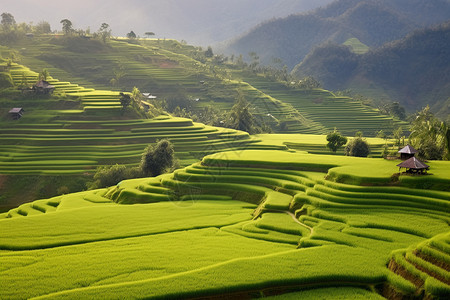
[0,0,449,299]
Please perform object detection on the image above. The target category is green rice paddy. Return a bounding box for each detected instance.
[1,36,448,299]
[1,150,448,299]
[2,36,406,136]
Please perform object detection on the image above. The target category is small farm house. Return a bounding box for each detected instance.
[33,80,55,94]
[8,107,25,120]
[396,157,429,174]
[398,144,418,160]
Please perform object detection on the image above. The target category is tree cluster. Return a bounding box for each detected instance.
[345,133,371,157]
[90,140,176,188]
[326,128,347,153]
[409,106,448,160]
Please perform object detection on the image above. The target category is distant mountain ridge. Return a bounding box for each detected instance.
[292,22,450,119]
[1,0,333,46]
[224,0,450,69]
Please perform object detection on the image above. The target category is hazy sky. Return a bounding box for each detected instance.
[1,0,334,45]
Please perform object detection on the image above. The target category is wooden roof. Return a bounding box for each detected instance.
[9,108,24,114]
[396,157,429,169]
[34,80,55,89]
[398,144,418,154]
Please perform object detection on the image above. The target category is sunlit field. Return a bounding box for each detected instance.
[1,150,448,299]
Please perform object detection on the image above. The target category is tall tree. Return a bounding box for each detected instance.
[409,106,448,160]
[205,46,214,58]
[34,21,52,34]
[140,139,175,176]
[227,91,259,134]
[1,13,16,30]
[97,23,111,43]
[127,30,136,39]
[119,92,131,110]
[345,132,370,157]
[60,19,73,35]
[39,69,49,81]
[144,31,155,38]
[326,128,347,153]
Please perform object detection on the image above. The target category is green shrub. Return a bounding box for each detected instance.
[92,164,142,188]
[0,72,14,88]
[345,137,370,157]
[140,139,175,176]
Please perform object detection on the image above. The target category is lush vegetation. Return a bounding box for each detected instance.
[1,10,449,300]
[1,150,449,299]
[226,0,450,69]
[292,21,450,120]
[0,29,411,206]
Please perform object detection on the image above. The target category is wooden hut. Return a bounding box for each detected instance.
[8,108,25,120]
[396,157,429,174]
[33,80,55,94]
[398,144,418,160]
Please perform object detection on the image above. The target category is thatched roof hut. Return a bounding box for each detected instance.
[398,144,418,160]
[397,157,429,174]
[8,108,25,120]
[33,80,55,94]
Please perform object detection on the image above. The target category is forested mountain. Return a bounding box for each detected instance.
[1,0,332,46]
[292,22,450,119]
[224,0,450,69]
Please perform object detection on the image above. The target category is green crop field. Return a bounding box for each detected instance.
[1,150,448,299]
[1,34,448,299]
[1,36,406,136]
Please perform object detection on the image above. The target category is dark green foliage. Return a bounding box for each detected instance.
[96,23,111,43]
[172,104,226,127]
[293,21,450,117]
[409,106,448,160]
[293,43,358,90]
[226,92,260,134]
[379,102,407,120]
[227,0,450,69]
[296,76,322,89]
[34,21,51,35]
[204,46,213,58]
[345,137,370,157]
[1,13,16,30]
[127,31,136,39]
[0,72,14,88]
[39,69,49,81]
[326,128,347,153]
[92,165,142,188]
[60,19,73,35]
[140,139,175,176]
[119,92,131,109]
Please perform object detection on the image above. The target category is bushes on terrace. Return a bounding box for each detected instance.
[141,139,176,176]
[326,128,347,153]
[226,91,266,134]
[345,136,370,157]
[91,164,142,188]
[91,140,177,188]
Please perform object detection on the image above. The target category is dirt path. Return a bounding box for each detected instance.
[263,208,314,236]
[285,211,314,235]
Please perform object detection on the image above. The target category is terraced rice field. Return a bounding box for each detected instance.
[1,63,395,175]
[1,150,448,299]
[242,74,408,136]
[0,63,285,174]
[2,37,405,136]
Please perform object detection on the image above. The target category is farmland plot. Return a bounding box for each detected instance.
[1,150,448,299]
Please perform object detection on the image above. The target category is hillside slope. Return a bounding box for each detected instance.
[1,36,406,136]
[292,22,450,118]
[2,0,333,45]
[224,0,450,69]
[1,150,449,299]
